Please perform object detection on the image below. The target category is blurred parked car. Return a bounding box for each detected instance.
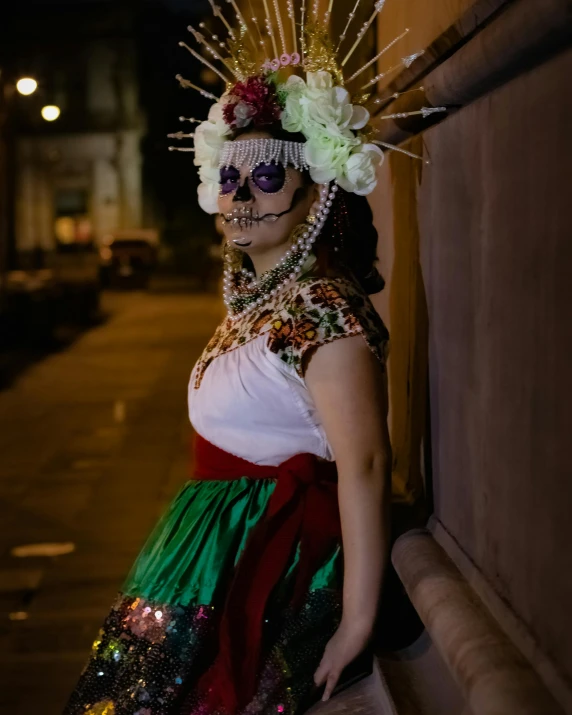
[0,240,102,348]
[99,229,159,289]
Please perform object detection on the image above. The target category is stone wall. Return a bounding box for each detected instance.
[369,0,572,706]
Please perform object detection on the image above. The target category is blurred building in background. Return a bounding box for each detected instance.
[4,1,145,266]
[0,1,149,334]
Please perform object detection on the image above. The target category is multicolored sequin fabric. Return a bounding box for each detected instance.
[64,595,216,715]
[64,590,341,715]
[193,275,389,388]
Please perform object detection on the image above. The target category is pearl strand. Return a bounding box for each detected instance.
[222,182,338,321]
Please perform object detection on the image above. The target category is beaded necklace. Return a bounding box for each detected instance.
[223,181,338,321]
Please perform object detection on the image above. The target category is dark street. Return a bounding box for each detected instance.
[0,287,386,714]
[1,0,570,713]
[0,288,221,714]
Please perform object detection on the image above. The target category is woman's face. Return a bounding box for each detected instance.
[217,131,317,257]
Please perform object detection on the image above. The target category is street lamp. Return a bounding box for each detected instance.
[16,77,38,96]
[41,104,60,122]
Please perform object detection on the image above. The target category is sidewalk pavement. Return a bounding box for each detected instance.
[0,289,222,715]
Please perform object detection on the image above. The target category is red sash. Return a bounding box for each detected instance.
[192,434,341,713]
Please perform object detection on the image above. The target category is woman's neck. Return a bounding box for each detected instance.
[248,243,290,278]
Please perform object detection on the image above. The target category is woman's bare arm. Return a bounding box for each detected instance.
[305,334,391,700]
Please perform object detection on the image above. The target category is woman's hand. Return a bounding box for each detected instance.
[307,336,391,702]
[313,618,372,701]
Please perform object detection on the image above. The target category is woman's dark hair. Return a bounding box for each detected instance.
[231,124,385,295]
[315,188,385,295]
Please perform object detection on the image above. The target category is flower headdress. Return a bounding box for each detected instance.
[170,0,447,215]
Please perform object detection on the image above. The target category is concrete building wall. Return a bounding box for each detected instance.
[418,45,572,695]
[369,0,572,705]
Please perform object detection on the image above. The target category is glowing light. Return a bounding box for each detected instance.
[9,611,29,621]
[11,541,75,557]
[41,105,60,122]
[16,77,38,96]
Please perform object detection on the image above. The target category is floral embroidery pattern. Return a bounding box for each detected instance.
[193,277,389,388]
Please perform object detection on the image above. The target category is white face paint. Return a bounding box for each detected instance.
[217,132,317,258]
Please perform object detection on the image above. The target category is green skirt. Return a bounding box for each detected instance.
[64,477,343,715]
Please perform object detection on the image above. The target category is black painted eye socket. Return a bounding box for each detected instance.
[219,166,240,195]
[251,162,286,194]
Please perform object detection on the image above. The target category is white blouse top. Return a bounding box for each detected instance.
[188,275,389,467]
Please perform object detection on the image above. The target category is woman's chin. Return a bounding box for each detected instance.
[231,238,253,248]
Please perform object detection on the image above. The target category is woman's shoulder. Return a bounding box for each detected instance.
[269,274,389,377]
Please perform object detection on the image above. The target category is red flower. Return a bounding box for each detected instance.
[223,76,282,129]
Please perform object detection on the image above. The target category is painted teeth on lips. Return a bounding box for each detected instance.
[223,207,257,227]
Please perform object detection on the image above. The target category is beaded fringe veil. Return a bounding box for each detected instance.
[220,139,309,171]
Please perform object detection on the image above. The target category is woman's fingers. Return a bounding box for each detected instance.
[314,656,341,702]
[313,658,329,686]
[322,671,340,701]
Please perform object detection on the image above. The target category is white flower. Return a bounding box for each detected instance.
[279,71,380,194]
[281,72,370,139]
[194,116,228,167]
[197,180,220,214]
[198,163,220,186]
[337,144,384,196]
[305,134,356,184]
[194,98,231,215]
[306,70,333,91]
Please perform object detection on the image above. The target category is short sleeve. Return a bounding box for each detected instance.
[266,277,389,378]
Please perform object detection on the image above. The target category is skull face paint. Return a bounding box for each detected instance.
[217,132,316,260]
[219,162,288,196]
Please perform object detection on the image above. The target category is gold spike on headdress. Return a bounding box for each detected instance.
[187,25,238,78]
[175,74,219,101]
[304,22,344,85]
[207,0,235,39]
[178,42,233,85]
[286,0,297,56]
[336,0,363,52]
[346,29,409,83]
[342,0,386,66]
[225,0,258,51]
[324,0,336,23]
[226,32,258,79]
[262,0,279,59]
[272,0,288,56]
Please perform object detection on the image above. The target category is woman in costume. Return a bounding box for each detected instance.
[65,3,437,713]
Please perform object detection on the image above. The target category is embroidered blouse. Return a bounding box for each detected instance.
[188,275,389,467]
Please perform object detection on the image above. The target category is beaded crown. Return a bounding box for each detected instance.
[169,0,446,214]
